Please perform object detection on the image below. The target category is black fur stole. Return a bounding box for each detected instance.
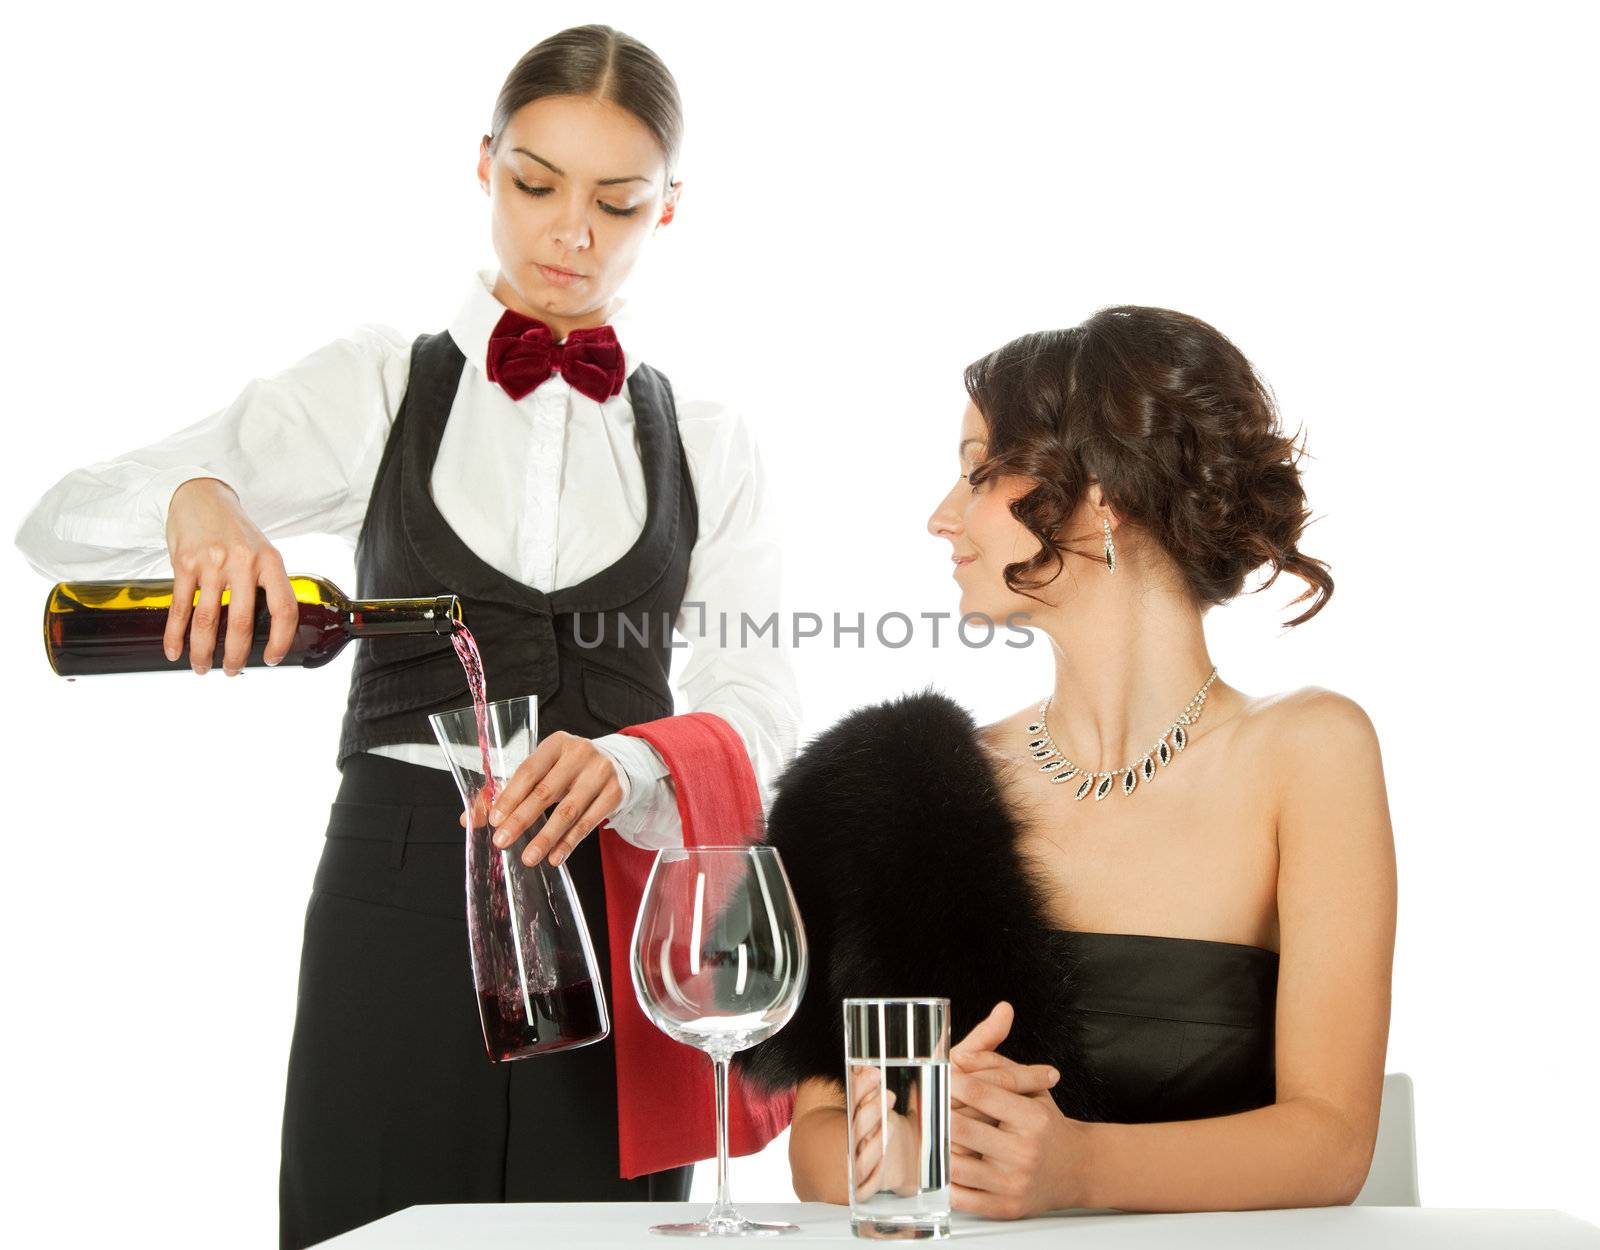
[733,687,1107,1121]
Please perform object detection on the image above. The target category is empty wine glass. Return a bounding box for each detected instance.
[631,846,808,1236]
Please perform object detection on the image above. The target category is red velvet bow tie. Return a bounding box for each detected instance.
[484,309,626,404]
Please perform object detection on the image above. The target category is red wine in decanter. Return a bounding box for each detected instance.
[478,980,608,1061]
[42,575,462,676]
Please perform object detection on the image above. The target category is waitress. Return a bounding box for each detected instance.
[14,24,800,1250]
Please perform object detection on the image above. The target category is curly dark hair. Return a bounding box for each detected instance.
[963,306,1334,628]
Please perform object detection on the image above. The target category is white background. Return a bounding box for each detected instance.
[3,0,1596,1243]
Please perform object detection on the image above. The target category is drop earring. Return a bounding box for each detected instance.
[1103,517,1117,574]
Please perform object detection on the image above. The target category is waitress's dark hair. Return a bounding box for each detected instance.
[964,306,1334,628]
[486,25,683,184]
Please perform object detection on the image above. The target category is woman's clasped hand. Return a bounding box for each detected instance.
[847,999,1085,1218]
[456,730,626,868]
[947,1001,1092,1220]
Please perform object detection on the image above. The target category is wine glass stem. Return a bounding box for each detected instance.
[709,1051,736,1222]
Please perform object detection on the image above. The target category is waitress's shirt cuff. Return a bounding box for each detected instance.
[591,732,684,850]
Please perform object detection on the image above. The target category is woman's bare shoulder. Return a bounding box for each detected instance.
[1245,687,1387,846]
[1245,685,1379,747]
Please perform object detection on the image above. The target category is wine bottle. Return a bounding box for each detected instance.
[42,575,462,677]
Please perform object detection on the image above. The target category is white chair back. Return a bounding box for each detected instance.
[1353,1072,1420,1206]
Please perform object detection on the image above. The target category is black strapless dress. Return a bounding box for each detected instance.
[1045,931,1279,1123]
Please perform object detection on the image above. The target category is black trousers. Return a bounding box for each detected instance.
[279,754,692,1250]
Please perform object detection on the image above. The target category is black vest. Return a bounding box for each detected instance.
[337,330,698,766]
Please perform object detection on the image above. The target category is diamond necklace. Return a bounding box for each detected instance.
[1025,666,1220,801]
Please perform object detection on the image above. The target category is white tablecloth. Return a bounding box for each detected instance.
[316,1201,1600,1248]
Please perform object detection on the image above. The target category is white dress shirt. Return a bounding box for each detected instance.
[14,268,802,850]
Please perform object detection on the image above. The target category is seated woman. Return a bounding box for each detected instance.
[734,305,1396,1217]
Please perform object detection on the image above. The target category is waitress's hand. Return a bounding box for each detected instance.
[163,477,299,676]
[458,731,624,867]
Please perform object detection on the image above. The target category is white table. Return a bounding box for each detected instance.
[317,1201,1600,1247]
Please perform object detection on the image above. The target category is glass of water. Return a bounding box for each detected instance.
[844,998,951,1241]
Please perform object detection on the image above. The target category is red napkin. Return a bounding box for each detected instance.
[598,711,796,1179]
